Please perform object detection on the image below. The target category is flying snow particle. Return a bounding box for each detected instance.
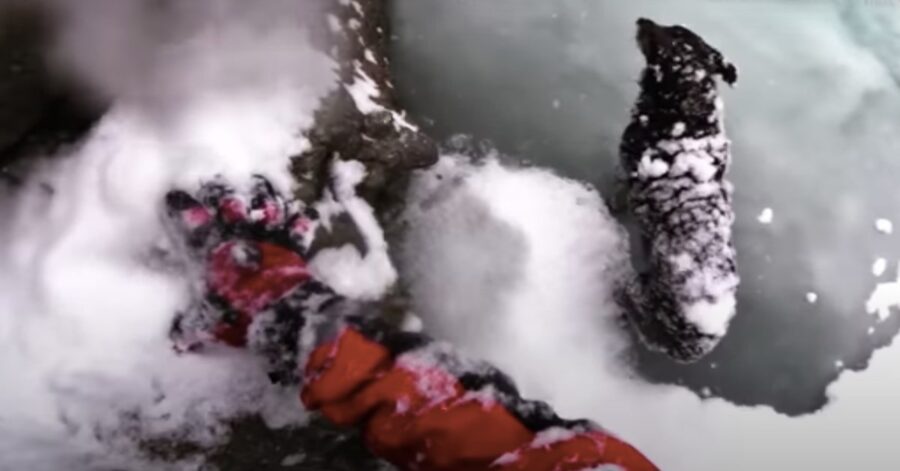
[866,261,900,321]
[875,218,894,234]
[757,208,774,224]
[401,313,425,333]
[873,258,888,277]
[364,48,377,64]
[806,292,818,304]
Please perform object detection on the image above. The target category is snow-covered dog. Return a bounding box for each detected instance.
[618,18,739,362]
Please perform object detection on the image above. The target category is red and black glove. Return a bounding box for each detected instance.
[164,175,323,381]
[164,176,659,471]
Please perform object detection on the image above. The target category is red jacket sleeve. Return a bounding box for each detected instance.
[298,314,659,471]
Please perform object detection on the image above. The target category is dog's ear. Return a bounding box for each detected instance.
[719,61,738,86]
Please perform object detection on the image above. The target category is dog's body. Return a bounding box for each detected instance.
[619,19,739,362]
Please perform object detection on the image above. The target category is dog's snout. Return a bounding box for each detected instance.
[636,18,669,59]
[636,18,659,42]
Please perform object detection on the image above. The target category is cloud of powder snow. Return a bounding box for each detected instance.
[0,1,337,469]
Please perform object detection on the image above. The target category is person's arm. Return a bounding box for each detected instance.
[164,177,659,471]
[301,309,656,471]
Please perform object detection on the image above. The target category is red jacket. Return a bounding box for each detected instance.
[165,178,659,471]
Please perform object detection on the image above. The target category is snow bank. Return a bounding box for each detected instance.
[399,153,900,470]
[0,1,336,469]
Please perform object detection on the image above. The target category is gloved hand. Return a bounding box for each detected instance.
[163,175,659,471]
[164,175,326,381]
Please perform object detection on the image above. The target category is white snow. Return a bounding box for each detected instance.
[351,1,364,17]
[684,296,736,338]
[492,451,520,467]
[757,208,773,225]
[669,252,694,273]
[397,344,468,408]
[875,218,893,234]
[872,257,888,277]
[308,160,398,301]
[345,64,418,133]
[364,48,378,64]
[327,14,343,34]
[806,292,818,304]
[400,154,631,368]
[866,261,900,322]
[530,427,577,448]
[346,66,385,115]
[636,154,669,179]
[655,135,728,183]
[0,1,336,469]
[400,313,425,333]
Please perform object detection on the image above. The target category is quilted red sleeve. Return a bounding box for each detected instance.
[299,320,659,471]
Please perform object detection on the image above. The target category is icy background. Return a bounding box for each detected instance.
[390,0,900,414]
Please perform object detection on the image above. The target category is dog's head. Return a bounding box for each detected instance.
[636,18,737,86]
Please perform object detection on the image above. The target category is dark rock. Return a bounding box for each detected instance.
[0,1,106,184]
[291,0,438,223]
[208,417,386,471]
[139,416,387,471]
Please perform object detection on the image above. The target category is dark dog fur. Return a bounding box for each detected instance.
[618,18,739,362]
